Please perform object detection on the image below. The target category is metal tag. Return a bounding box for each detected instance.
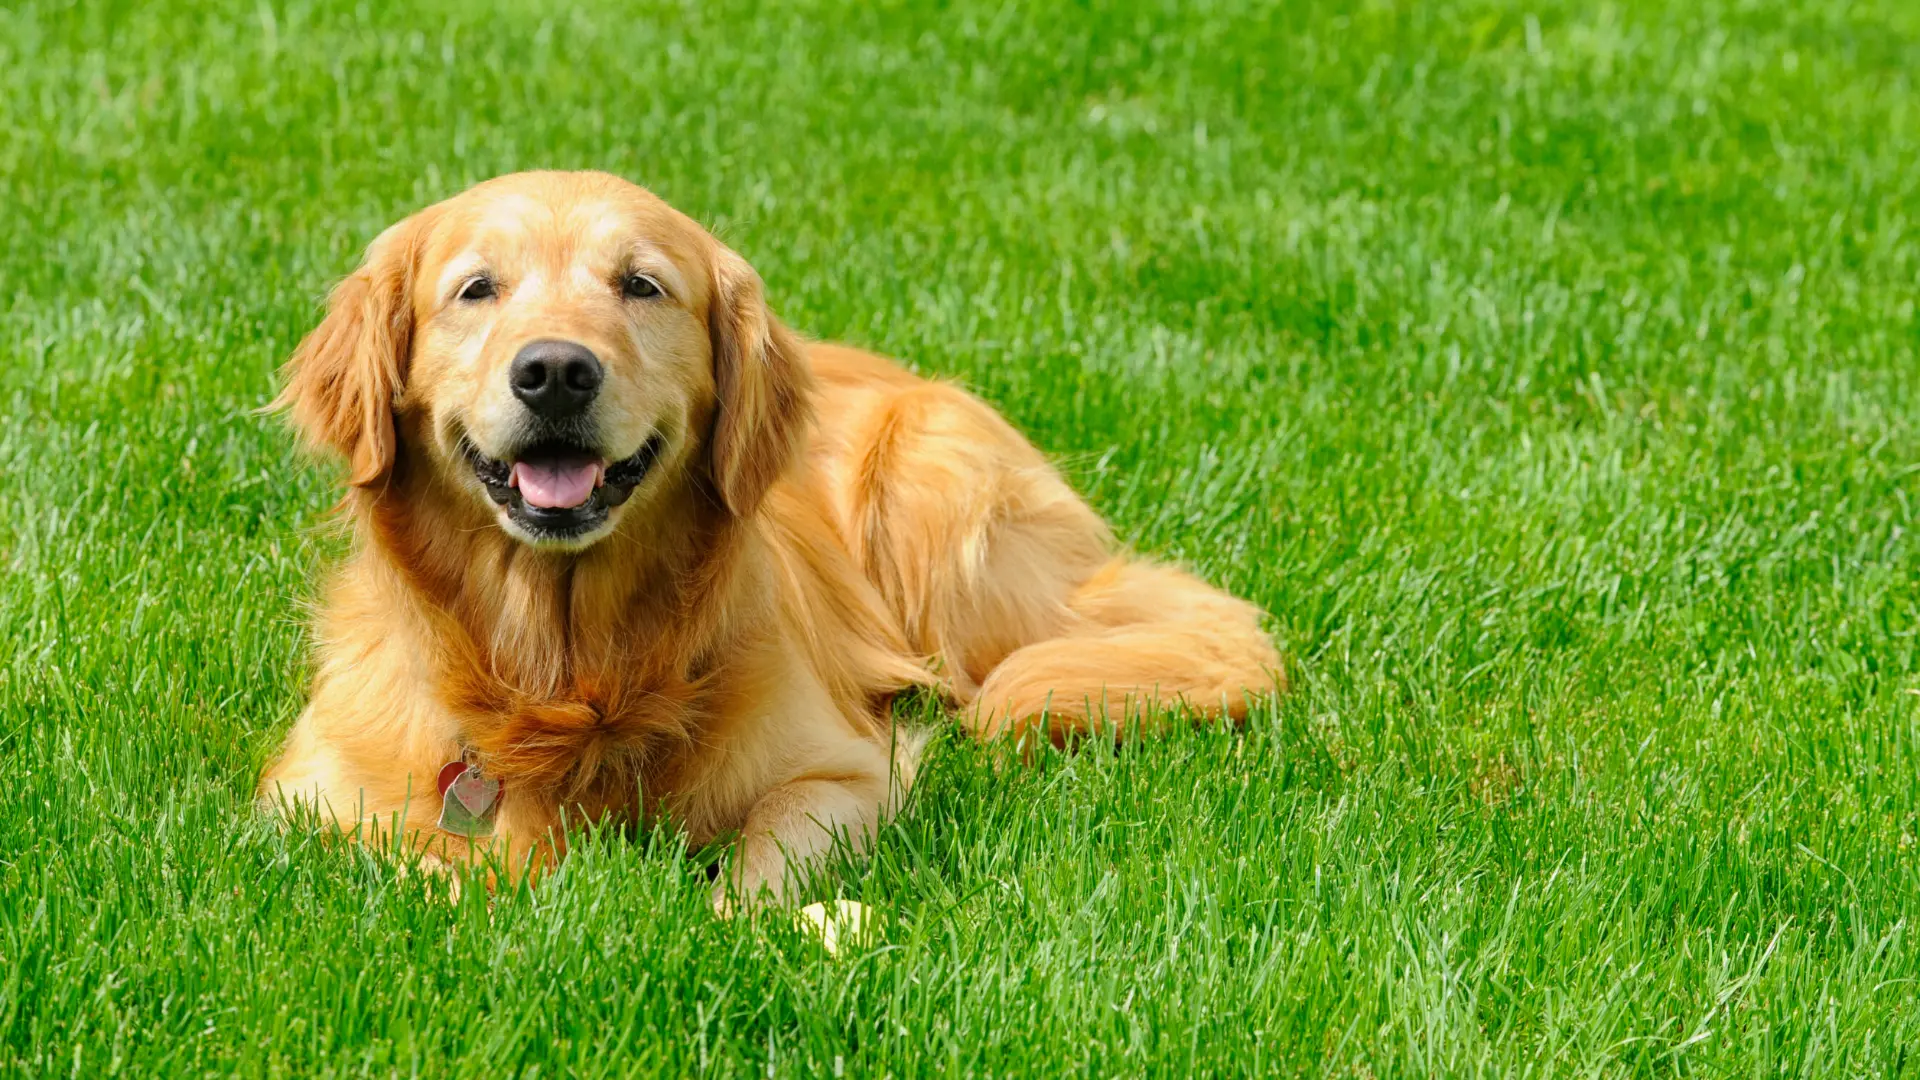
[436,760,502,838]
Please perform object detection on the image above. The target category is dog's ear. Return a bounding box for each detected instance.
[272,214,426,488]
[707,245,814,517]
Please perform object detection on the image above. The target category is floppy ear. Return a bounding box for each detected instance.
[272,215,424,488]
[707,245,815,517]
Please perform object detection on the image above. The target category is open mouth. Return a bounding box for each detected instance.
[464,435,663,541]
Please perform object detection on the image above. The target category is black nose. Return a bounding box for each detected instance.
[510,340,603,418]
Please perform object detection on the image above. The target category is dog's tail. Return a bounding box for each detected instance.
[961,558,1283,746]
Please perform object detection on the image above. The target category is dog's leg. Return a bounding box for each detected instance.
[840,379,1282,742]
[839,382,1111,697]
[260,688,555,879]
[968,560,1283,745]
[718,739,897,908]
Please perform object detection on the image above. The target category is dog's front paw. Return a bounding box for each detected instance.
[710,867,787,916]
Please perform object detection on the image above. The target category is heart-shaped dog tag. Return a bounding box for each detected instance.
[436,761,502,838]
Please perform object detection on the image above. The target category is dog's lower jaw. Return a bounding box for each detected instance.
[495,506,620,550]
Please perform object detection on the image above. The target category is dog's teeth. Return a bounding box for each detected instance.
[594,463,606,488]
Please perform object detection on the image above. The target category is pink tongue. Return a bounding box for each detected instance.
[511,459,600,509]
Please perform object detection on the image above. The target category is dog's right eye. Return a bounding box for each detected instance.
[457,276,497,302]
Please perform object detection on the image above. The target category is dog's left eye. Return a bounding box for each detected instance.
[622,273,663,300]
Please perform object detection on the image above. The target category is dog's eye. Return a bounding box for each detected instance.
[622,273,663,300]
[457,276,497,302]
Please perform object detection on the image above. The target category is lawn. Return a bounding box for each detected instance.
[4,0,1920,1074]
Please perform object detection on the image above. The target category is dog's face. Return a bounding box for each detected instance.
[277,171,811,549]
[410,178,716,546]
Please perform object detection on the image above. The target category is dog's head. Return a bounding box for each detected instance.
[275,171,811,548]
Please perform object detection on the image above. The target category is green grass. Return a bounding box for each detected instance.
[4,0,1920,1073]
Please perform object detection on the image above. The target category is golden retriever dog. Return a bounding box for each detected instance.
[260,170,1281,902]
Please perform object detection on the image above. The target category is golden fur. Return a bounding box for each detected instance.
[260,171,1282,901]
